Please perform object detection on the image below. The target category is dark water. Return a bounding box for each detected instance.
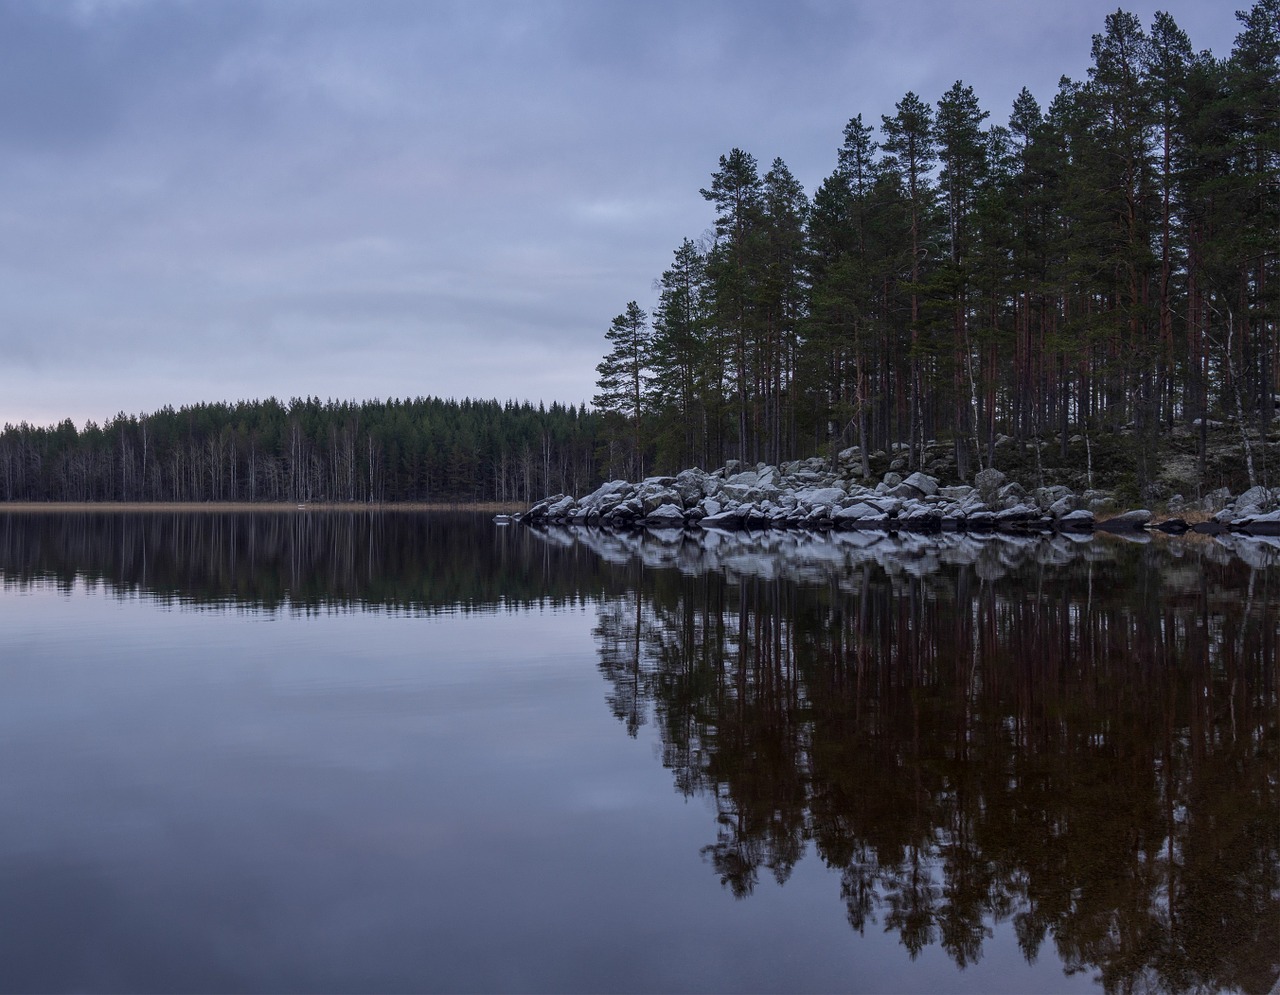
[0,512,1276,994]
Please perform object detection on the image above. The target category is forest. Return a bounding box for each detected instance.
[594,3,1279,493]
[1,3,1275,505]
[0,397,598,504]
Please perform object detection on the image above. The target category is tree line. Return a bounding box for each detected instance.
[0,396,598,504]
[593,3,1279,492]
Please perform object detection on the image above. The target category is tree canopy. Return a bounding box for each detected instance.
[594,2,1279,496]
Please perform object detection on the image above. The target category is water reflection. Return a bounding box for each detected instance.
[2,512,1276,992]
[543,525,1279,995]
[0,511,613,613]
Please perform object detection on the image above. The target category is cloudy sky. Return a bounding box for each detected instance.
[0,0,1243,428]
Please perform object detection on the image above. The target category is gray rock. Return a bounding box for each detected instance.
[832,502,888,523]
[995,503,1039,523]
[1243,509,1280,535]
[997,481,1026,502]
[795,486,846,507]
[644,503,685,526]
[938,485,974,500]
[974,467,1007,500]
[1048,495,1079,517]
[546,495,575,518]
[1098,509,1152,530]
[902,471,939,497]
[1059,509,1094,530]
[1236,485,1274,513]
[1033,485,1073,511]
[1202,487,1232,513]
[700,509,745,530]
[673,468,711,504]
[640,488,681,514]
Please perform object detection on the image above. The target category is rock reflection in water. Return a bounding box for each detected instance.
[543,525,1279,995]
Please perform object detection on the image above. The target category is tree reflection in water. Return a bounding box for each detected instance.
[1,512,1274,991]
[578,527,1278,995]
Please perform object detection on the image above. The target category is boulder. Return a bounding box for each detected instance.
[902,471,939,497]
[995,503,1040,525]
[1235,485,1275,513]
[673,468,712,504]
[938,485,974,500]
[700,509,745,530]
[644,503,686,527]
[546,495,575,519]
[1097,509,1152,531]
[974,468,1007,502]
[1048,496,1078,517]
[1242,509,1280,535]
[832,502,888,525]
[1033,485,1073,511]
[795,486,847,508]
[1058,509,1095,531]
[1201,487,1232,513]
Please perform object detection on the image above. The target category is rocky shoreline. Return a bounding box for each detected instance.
[516,456,1280,537]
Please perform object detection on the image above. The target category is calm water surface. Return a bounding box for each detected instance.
[0,512,1276,993]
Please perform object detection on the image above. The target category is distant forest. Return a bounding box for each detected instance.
[2,3,1276,504]
[0,398,598,504]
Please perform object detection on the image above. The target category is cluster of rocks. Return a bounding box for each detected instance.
[1191,484,1280,530]
[518,458,1280,536]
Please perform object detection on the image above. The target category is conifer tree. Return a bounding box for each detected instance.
[881,92,937,465]
[593,301,653,479]
[650,239,712,471]
[701,149,765,461]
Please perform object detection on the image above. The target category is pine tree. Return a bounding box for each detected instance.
[881,92,937,466]
[593,302,653,479]
[935,81,990,480]
[701,149,765,461]
[650,239,712,470]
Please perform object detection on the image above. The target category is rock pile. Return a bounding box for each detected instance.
[518,459,1280,536]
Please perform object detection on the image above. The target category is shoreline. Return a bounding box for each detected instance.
[517,461,1280,537]
[0,501,525,514]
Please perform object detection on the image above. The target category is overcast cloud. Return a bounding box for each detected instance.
[0,0,1242,427]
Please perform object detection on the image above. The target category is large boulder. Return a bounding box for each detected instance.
[579,479,631,513]
[1058,509,1095,531]
[1097,509,1152,531]
[902,472,939,497]
[833,502,889,525]
[1235,485,1275,514]
[673,468,712,505]
[975,468,1007,503]
[644,503,686,527]
[794,486,847,508]
[1048,495,1080,517]
[1201,487,1232,513]
[546,495,575,519]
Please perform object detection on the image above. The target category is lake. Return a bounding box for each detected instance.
[0,511,1276,993]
